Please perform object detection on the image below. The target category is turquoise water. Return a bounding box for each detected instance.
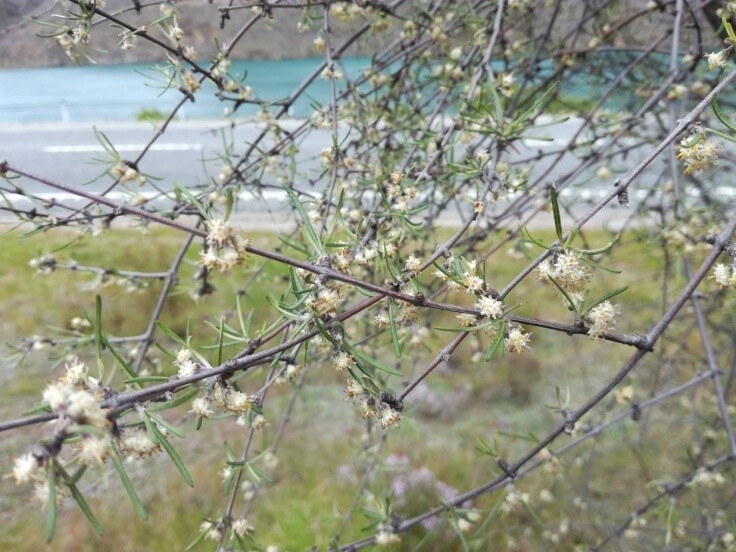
[0,57,371,123]
[0,52,718,124]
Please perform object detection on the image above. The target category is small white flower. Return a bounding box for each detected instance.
[713,263,732,288]
[587,301,617,338]
[595,166,611,180]
[11,453,41,485]
[264,451,279,470]
[61,357,87,386]
[225,390,252,413]
[476,296,504,319]
[706,50,728,71]
[121,429,161,459]
[375,524,401,545]
[231,518,254,537]
[191,396,214,418]
[405,254,422,273]
[313,35,326,53]
[67,390,108,427]
[333,352,354,373]
[43,381,72,411]
[614,385,634,405]
[379,407,401,429]
[505,326,531,353]
[177,359,198,379]
[78,436,110,465]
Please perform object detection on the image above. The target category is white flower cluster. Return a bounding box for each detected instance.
[689,468,726,488]
[712,263,736,288]
[200,218,249,274]
[175,347,199,379]
[119,428,162,459]
[386,169,417,214]
[344,381,402,429]
[676,133,718,174]
[706,50,728,71]
[475,295,504,319]
[538,251,590,293]
[586,301,618,339]
[459,259,484,294]
[501,485,530,514]
[375,524,401,545]
[504,325,531,354]
[42,358,107,428]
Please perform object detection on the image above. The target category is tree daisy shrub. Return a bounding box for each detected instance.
[2,1,736,550]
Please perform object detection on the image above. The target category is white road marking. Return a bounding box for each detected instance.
[42,143,202,153]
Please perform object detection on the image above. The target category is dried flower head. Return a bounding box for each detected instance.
[200,219,249,274]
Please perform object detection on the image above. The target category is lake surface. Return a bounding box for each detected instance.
[0,51,719,124]
[0,57,371,123]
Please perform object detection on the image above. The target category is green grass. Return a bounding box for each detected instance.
[0,225,732,551]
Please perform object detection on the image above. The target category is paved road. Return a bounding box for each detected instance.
[0,117,671,228]
[0,119,324,193]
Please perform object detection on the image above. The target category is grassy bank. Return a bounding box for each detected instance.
[0,225,731,551]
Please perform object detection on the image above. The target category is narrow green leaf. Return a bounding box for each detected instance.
[284,187,324,256]
[111,448,148,520]
[247,463,274,484]
[550,186,564,244]
[577,233,620,255]
[45,463,57,543]
[326,187,345,242]
[216,318,225,366]
[155,320,187,347]
[184,527,210,551]
[176,184,210,220]
[387,302,402,358]
[224,187,234,221]
[93,127,119,156]
[547,276,579,316]
[236,294,252,338]
[266,293,305,320]
[449,506,472,552]
[484,319,506,361]
[712,98,736,133]
[350,347,402,376]
[85,295,104,378]
[103,336,139,384]
[123,376,169,385]
[722,16,736,43]
[57,462,103,535]
[436,318,498,333]
[584,286,629,314]
[147,412,184,438]
[277,235,309,255]
[522,226,553,250]
[563,226,579,248]
[521,499,547,530]
[150,422,194,487]
[289,266,305,296]
[148,386,199,412]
